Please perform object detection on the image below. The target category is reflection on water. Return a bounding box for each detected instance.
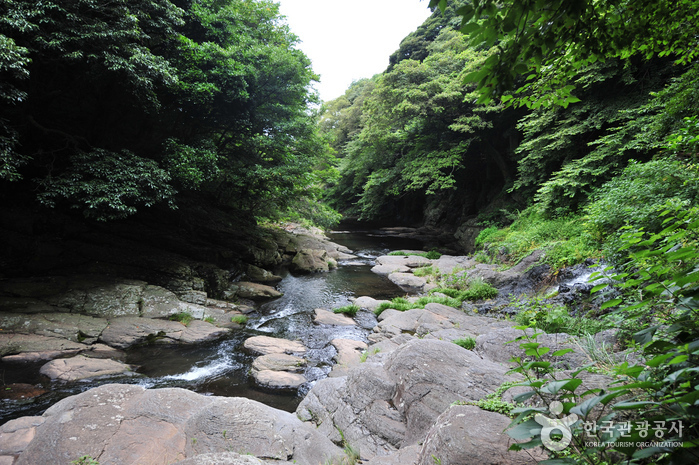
[0,228,422,422]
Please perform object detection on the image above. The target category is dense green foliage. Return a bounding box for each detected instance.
[0,0,332,223]
[429,0,699,109]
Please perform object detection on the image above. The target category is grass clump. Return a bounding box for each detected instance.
[432,277,498,302]
[169,312,194,326]
[453,336,476,350]
[374,295,462,317]
[412,265,438,277]
[230,314,248,325]
[333,304,360,317]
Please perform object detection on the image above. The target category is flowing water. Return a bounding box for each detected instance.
[0,228,422,423]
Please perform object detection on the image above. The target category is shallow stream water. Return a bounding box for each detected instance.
[0,228,422,423]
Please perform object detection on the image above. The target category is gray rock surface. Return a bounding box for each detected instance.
[39,355,135,381]
[417,405,545,465]
[243,335,306,356]
[354,296,391,312]
[251,370,307,390]
[313,308,356,326]
[0,333,88,361]
[375,255,432,268]
[100,317,230,349]
[387,273,428,290]
[251,353,305,372]
[2,384,342,465]
[297,339,517,459]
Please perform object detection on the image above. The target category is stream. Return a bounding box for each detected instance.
[0,228,423,423]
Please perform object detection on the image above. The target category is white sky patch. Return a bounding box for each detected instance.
[277,0,433,102]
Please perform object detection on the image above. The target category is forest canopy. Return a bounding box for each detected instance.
[0,0,333,224]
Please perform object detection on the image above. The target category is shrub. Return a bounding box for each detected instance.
[585,157,699,262]
[432,277,498,302]
[333,304,360,317]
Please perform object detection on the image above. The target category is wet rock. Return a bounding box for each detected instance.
[0,384,48,401]
[245,264,282,284]
[290,248,332,273]
[313,308,356,326]
[39,355,135,381]
[224,282,282,300]
[179,320,231,344]
[243,335,306,356]
[1,384,343,465]
[417,405,545,465]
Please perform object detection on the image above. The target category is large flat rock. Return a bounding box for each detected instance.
[243,335,306,356]
[0,333,88,361]
[100,317,230,349]
[0,384,343,465]
[39,355,134,381]
[314,308,356,326]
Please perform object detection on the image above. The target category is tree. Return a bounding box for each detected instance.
[0,0,328,222]
[429,0,699,108]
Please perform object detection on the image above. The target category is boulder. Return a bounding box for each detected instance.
[476,327,587,369]
[243,336,306,356]
[290,248,332,273]
[384,339,518,445]
[1,384,343,465]
[354,296,391,312]
[417,405,545,465]
[297,339,517,459]
[331,338,367,367]
[39,355,135,381]
[245,265,282,284]
[387,273,428,291]
[225,282,282,300]
[313,308,356,326]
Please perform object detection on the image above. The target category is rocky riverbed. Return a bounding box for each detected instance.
[0,225,627,465]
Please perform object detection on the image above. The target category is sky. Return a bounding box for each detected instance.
[276,0,434,102]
